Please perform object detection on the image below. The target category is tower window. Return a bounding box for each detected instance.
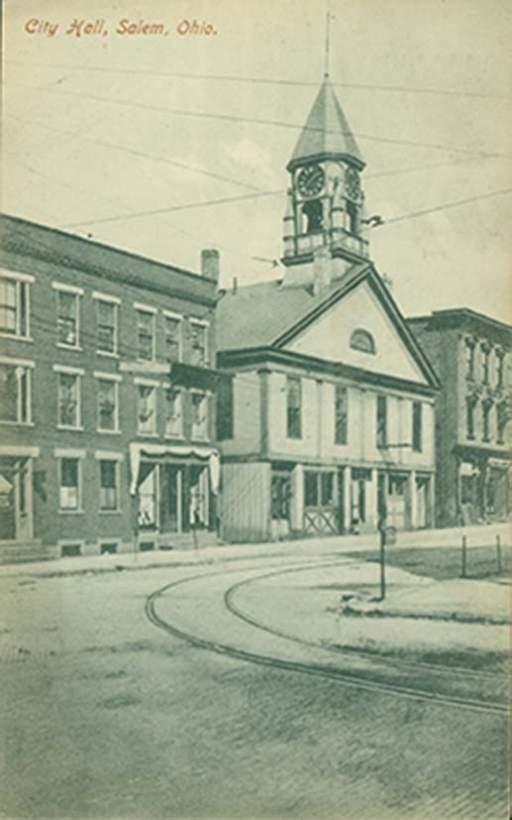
[346,201,359,236]
[302,199,323,234]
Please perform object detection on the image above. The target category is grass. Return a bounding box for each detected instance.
[325,640,509,674]
[344,544,512,581]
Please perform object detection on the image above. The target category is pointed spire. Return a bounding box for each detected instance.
[288,79,365,171]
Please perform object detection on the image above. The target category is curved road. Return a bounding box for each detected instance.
[146,556,509,716]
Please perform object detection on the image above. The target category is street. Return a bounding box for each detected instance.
[0,544,508,819]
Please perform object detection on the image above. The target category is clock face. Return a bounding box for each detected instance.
[297,164,325,198]
[345,167,361,200]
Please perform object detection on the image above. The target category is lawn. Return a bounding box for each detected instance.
[345,544,511,582]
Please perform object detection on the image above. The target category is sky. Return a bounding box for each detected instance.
[3,0,512,322]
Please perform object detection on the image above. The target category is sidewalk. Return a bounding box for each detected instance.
[0,521,509,578]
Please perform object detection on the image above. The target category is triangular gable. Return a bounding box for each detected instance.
[277,271,438,387]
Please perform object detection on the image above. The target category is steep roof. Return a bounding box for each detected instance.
[288,80,364,170]
[217,264,440,390]
[217,264,367,351]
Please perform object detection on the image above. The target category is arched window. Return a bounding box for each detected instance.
[350,329,376,354]
[302,199,324,234]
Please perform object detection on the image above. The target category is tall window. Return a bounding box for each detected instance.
[165,315,182,362]
[96,300,118,355]
[99,460,119,511]
[137,384,156,434]
[376,395,387,448]
[217,377,234,441]
[334,385,348,445]
[97,378,118,432]
[465,337,476,380]
[165,387,183,437]
[191,392,208,440]
[482,400,492,442]
[59,458,80,511]
[0,362,31,423]
[496,350,505,390]
[497,402,508,445]
[412,401,422,452]
[481,344,491,385]
[346,201,359,235]
[0,278,30,338]
[58,372,81,428]
[56,290,80,347]
[190,321,208,366]
[286,376,302,439]
[466,398,476,440]
[302,199,323,234]
[136,309,155,361]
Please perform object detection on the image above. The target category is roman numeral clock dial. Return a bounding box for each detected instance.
[297,164,325,198]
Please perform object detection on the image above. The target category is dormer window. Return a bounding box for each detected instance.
[350,329,376,355]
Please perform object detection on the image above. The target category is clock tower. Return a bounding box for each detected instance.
[282,78,369,283]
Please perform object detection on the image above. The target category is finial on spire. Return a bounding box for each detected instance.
[324,10,333,79]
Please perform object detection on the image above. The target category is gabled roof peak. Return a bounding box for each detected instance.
[288,79,364,170]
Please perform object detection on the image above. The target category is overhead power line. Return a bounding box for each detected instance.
[61,190,282,228]
[4,113,261,193]
[8,80,508,161]
[61,187,512,232]
[382,187,512,225]
[6,59,510,100]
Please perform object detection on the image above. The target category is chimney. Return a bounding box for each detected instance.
[201,248,220,282]
[312,245,332,295]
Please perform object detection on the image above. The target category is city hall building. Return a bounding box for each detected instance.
[408,309,512,527]
[216,79,440,543]
[0,214,222,561]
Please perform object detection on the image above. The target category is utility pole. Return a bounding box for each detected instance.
[461,534,467,578]
[379,524,386,600]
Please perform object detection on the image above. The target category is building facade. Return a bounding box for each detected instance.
[408,309,512,527]
[216,79,439,543]
[0,214,221,561]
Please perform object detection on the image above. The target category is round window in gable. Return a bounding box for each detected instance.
[350,329,376,354]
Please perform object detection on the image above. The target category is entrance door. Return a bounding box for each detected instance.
[160,465,180,533]
[303,470,339,535]
[271,470,291,540]
[415,476,430,529]
[0,458,33,542]
[351,468,372,531]
[487,468,508,520]
[182,465,210,532]
[138,465,159,530]
[387,474,408,530]
[0,468,15,540]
